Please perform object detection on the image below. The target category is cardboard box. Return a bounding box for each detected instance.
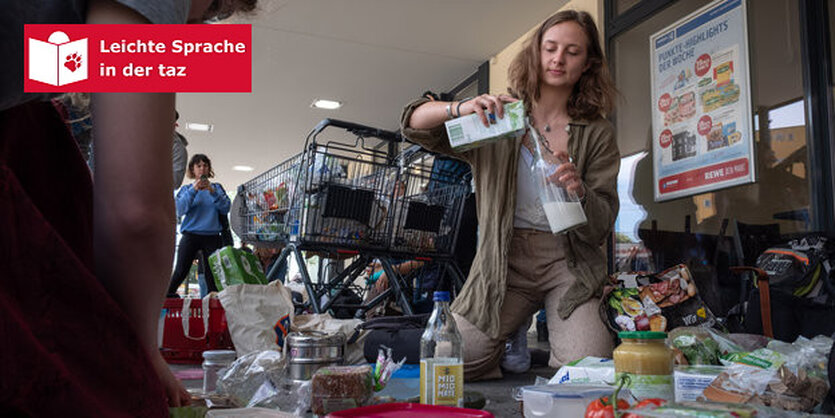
[209,245,267,290]
[444,100,526,151]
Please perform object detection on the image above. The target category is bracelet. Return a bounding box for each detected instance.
[445,103,454,120]
[456,97,472,117]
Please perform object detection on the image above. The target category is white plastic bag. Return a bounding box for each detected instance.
[218,282,294,357]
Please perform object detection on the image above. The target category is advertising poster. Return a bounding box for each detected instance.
[650,0,755,201]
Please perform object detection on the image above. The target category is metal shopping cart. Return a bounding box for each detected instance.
[236,119,469,318]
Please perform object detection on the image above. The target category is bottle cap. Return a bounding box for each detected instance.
[433,291,450,302]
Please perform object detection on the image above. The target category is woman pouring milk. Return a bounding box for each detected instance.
[400,9,620,380]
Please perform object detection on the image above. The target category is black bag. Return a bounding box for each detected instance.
[219,212,233,247]
[741,235,835,341]
[743,287,835,342]
[754,235,834,297]
[348,314,429,364]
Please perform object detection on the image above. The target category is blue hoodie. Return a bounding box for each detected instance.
[175,183,231,235]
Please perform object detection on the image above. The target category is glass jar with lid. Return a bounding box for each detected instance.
[613,331,673,401]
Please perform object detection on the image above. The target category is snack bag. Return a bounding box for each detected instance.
[603,264,717,333]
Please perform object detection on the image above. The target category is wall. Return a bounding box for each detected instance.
[488,0,603,96]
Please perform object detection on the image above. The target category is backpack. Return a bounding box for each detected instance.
[742,235,835,341]
[754,235,834,298]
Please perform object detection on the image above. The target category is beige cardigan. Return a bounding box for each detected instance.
[400,97,620,339]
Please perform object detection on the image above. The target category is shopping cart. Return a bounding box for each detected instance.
[238,153,302,245]
[237,120,469,318]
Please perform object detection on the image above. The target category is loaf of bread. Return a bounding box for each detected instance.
[311,365,374,415]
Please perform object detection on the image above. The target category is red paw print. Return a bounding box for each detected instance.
[64,53,82,72]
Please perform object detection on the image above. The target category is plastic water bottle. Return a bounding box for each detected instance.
[420,291,464,407]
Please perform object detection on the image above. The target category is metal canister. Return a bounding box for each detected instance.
[286,331,345,380]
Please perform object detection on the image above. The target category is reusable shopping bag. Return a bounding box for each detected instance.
[218,281,294,357]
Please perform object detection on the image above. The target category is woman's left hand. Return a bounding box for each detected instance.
[548,151,585,200]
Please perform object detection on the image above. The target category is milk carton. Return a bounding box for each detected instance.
[444,100,525,151]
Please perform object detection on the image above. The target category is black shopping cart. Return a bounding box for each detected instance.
[237,119,469,318]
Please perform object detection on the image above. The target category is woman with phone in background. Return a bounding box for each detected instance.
[167,153,231,297]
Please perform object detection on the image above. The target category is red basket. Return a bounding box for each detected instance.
[160,297,234,364]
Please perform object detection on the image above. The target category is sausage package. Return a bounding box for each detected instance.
[601,264,718,334]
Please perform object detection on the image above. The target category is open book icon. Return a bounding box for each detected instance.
[29,31,88,86]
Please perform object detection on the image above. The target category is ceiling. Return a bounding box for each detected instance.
[177,0,568,191]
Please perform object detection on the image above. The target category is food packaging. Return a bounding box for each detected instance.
[444,101,525,151]
[209,245,267,290]
[547,357,615,385]
[517,384,629,418]
[311,365,374,415]
[602,264,718,334]
[673,365,723,402]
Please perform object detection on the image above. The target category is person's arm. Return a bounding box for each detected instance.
[400,94,516,159]
[408,94,516,130]
[87,0,187,407]
[174,184,198,217]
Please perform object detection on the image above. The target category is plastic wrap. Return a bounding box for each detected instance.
[311,365,375,415]
[766,335,833,381]
[623,401,788,417]
[668,327,744,365]
[215,350,311,415]
[701,338,832,412]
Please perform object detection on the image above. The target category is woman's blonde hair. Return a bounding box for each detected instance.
[508,10,616,120]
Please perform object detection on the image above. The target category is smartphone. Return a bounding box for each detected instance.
[200,174,208,181]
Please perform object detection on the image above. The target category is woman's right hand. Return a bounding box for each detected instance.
[193,177,209,191]
[459,94,518,127]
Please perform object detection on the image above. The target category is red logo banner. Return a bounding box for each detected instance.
[24,24,251,93]
[658,157,749,194]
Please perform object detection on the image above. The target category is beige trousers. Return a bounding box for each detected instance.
[455,228,614,380]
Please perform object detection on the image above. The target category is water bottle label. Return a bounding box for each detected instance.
[421,360,463,407]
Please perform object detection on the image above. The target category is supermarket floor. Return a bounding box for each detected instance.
[171,334,555,417]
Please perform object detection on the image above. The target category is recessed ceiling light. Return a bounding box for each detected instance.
[233,165,254,172]
[311,99,342,110]
[186,122,214,132]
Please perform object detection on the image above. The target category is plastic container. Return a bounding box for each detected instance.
[526,118,587,234]
[518,384,626,418]
[202,350,236,394]
[613,331,674,401]
[420,291,464,407]
[324,402,494,417]
[160,297,234,364]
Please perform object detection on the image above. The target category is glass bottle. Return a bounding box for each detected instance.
[526,118,587,234]
[420,291,464,407]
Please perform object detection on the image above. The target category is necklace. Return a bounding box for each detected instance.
[543,123,570,133]
[533,115,569,157]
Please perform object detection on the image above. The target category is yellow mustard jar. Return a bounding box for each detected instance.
[613,331,674,401]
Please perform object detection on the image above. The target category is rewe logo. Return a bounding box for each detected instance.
[28,31,88,86]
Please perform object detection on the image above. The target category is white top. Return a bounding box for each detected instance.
[514,146,551,231]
